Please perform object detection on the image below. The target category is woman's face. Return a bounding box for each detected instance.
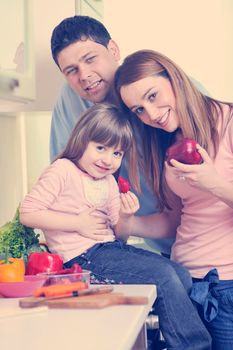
[120,75,180,132]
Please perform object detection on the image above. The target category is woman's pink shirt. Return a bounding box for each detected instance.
[166,106,233,279]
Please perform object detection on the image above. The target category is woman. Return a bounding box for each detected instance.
[115,49,233,350]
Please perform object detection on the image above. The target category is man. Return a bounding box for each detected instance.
[50,15,173,256]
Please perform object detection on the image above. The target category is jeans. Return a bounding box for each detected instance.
[65,240,211,350]
[191,269,233,350]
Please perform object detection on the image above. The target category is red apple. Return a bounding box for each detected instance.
[118,176,130,193]
[166,138,203,165]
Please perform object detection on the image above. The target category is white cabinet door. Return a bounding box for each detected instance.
[76,0,104,20]
[0,0,35,103]
[0,113,27,226]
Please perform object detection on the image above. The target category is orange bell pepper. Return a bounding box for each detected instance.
[0,257,25,282]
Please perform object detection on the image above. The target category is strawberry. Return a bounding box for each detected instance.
[118,176,130,193]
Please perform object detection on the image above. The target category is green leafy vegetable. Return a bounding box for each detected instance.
[0,207,44,260]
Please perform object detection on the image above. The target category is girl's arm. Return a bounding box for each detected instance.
[20,208,108,241]
[20,160,109,241]
[116,192,182,239]
[20,208,109,241]
[20,210,81,231]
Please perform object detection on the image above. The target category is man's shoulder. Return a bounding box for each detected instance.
[53,82,93,123]
[50,84,93,161]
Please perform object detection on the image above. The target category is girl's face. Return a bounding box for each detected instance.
[78,141,124,179]
[120,75,180,132]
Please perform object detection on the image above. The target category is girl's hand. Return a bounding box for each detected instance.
[120,191,140,218]
[115,192,140,240]
[76,207,110,241]
[167,144,221,192]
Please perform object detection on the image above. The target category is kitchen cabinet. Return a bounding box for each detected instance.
[0,2,77,227]
[76,0,104,20]
[0,111,51,227]
[0,0,35,104]
[0,113,28,226]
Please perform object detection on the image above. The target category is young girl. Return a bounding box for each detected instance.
[20,103,211,350]
[115,49,233,350]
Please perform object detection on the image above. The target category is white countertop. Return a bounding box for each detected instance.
[0,284,156,350]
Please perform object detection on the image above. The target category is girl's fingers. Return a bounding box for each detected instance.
[89,234,106,241]
[128,191,139,204]
[120,194,131,210]
[121,193,136,208]
[120,193,140,214]
[88,230,112,240]
[94,229,110,235]
[96,223,108,230]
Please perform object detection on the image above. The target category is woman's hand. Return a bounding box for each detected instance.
[76,207,110,241]
[167,144,222,193]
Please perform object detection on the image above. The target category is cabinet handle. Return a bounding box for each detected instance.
[0,76,19,92]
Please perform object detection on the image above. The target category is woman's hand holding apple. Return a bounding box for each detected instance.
[166,144,222,193]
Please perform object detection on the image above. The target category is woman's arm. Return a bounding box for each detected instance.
[129,208,181,239]
[115,190,182,240]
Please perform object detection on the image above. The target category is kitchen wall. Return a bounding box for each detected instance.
[1,0,232,226]
[104,0,233,101]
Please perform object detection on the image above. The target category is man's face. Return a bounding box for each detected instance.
[57,39,120,103]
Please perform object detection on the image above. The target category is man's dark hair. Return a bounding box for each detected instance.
[51,15,112,66]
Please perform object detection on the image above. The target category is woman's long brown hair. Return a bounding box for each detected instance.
[115,49,233,210]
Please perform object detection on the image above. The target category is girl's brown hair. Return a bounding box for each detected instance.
[57,103,139,191]
[115,49,232,210]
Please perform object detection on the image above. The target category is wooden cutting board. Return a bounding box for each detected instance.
[20,293,148,309]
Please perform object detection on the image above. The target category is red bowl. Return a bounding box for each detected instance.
[0,275,47,298]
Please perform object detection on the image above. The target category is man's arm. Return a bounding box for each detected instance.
[50,83,93,161]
